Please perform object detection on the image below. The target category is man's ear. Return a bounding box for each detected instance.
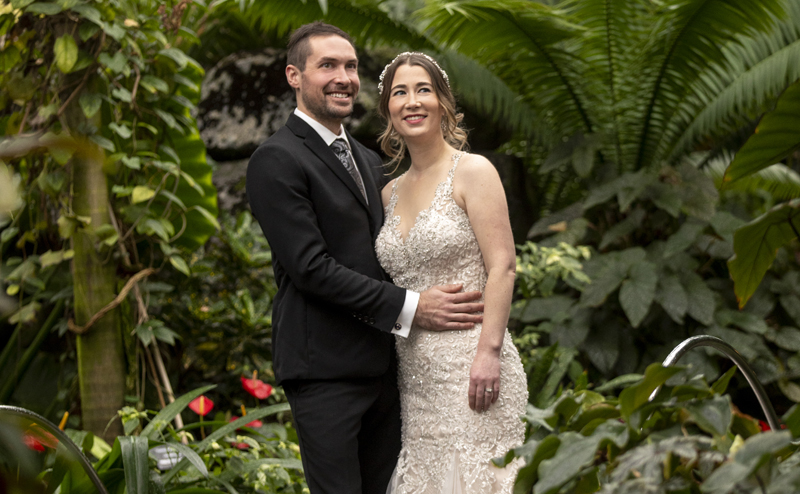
[286,65,301,90]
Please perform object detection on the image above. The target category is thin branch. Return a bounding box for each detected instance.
[68,268,156,334]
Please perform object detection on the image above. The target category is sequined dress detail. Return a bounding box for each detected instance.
[375,153,528,494]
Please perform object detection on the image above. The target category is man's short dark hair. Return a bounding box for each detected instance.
[287,21,355,72]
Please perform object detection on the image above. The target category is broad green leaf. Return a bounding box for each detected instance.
[98,52,127,74]
[765,326,800,351]
[121,156,141,170]
[599,208,645,250]
[25,2,62,14]
[71,4,103,27]
[109,123,131,139]
[141,385,216,439]
[520,296,574,323]
[157,48,198,70]
[10,0,34,8]
[536,421,627,494]
[734,431,791,467]
[729,199,800,308]
[89,134,115,152]
[654,274,688,324]
[169,255,190,276]
[39,249,73,268]
[111,87,132,103]
[139,218,173,241]
[154,109,177,129]
[131,186,155,204]
[54,35,78,73]
[190,206,220,231]
[711,365,738,395]
[196,403,291,451]
[593,374,643,394]
[619,261,657,328]
[119,436,149,494]
[685,395,732,437]
[783,404,800,438]
[584,323,620,374]
[619,363,683,420]
[683,272,716,325]
[663,221,706,258]
[9,301,41,324]
[715,309,768,334]
[158,442,208,478]
[725,80,800,183]
[79,93,102,119]
[140,75,169,94]
[158,190,186,210]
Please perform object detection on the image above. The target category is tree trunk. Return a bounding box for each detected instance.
[71,142,125,440]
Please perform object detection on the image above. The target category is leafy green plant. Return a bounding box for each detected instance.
[1,387,305,494]
[724,80,800,308]
[0,0,219,436]
[503,363,800,493]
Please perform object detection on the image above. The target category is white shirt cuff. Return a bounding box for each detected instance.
[391,290,419,338]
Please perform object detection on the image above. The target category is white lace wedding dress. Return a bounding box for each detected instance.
[375,153,528,494]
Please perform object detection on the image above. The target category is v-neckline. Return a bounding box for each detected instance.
[389,153,462,245]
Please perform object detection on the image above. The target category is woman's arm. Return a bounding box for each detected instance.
[453,153,517,412]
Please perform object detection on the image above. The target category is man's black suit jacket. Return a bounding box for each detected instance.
[246,114,406,384]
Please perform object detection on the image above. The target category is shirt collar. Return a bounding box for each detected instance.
[294,108,351,149]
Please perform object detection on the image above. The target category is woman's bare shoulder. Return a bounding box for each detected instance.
[455,152,500,184]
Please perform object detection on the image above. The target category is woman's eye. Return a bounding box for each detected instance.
[392,90,406,96]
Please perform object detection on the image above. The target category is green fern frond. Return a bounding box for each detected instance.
[418,0,592,137]
[707,158,800,201]
[635,0,785,170]
[245,0,430,50]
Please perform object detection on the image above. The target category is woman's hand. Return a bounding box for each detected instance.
[469,349,501,412]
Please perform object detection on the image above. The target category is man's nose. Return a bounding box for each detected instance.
[332,65,350,84]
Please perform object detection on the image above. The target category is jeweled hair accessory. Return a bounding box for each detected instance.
[378,52,450,95]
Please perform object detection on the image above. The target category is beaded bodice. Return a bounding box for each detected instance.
[376,153,487,295]
[375,153,527,494]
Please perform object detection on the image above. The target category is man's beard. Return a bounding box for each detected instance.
[301,86,355,122]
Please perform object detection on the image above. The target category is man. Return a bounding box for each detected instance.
[246,22,483,494]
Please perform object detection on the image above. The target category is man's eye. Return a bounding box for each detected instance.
[321,63,331,68]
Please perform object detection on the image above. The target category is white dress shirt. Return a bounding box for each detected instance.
[294,109,417,337]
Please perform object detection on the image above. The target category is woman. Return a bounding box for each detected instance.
[374,53,528,494]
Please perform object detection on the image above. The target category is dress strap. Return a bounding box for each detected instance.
[386,174,404,215]
[444,152,464,189]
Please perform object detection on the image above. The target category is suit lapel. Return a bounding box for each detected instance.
[347,133,385,234]
[287,114,370,211]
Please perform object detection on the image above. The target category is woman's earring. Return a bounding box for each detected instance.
[441,119,447,132]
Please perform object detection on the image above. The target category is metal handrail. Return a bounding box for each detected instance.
[0,405,109,494]
[649,335,782,431]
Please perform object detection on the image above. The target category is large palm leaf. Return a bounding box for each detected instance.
[669,0,800,159]
[635,0,785,170]
[245,0,430,50]
[418,0,590,139]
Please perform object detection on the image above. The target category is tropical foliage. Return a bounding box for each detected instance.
[501,363,800,494]
[0,0,217,437]
[0,386,305,494]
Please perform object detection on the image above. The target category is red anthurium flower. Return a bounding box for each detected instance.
[23,434,45,452]
[759,420,771,432]
[241,376,273,400]
[229,416,264,429]
[23,425,58,451]
[188,395,214,416]
[233,441,249,450]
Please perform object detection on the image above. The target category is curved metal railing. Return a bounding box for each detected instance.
[0,404,109,494]
[650,335,781,431]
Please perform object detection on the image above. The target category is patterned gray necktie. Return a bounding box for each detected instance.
[330,138,368,202]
